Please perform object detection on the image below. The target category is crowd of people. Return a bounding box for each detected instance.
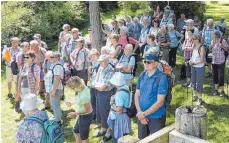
[2,4,229,143]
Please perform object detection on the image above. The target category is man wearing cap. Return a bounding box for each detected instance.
[92,54,115,139]
[58,24,71,52]
[135,53,168,139]
[44,51,64,126]
[30,40,47,93]
[70,38,90,85]
[216,16,227,36]
[64,28,82,62]
[4,37,21,99]
[33,34,48,50]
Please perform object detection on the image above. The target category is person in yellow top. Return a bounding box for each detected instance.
[65,76,93,143]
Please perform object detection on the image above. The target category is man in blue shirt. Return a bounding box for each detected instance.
[135,53,169,139]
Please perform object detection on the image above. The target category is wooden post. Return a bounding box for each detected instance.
[175,105,207,140]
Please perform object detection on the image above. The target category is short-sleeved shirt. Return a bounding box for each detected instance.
[110,85,130,119]
[70,48,90,70]
[16,51,24,66]
[16,111,48,143]
[212,39,228,64]
[33,48,47,67]
[160,17,173,26]
[118,54,135,80]
[169,30,183,48]
[19,64,40,94]
[65,37,82,56]
[40,41,48,50]
[177,18,186,30]
[202,27,217,47]
[44,62,64,93]
[75,86,91,114]
[149,27,160,38]
[182,39,194,59]
[59,31,71,44]
[136,70,168,118]
[5,47,21,67]
[144,42,159,54]
[92,64,115,91]
[156,33,170,49]
[118,36,137,49]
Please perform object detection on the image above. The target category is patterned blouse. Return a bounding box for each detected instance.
[16,110,48,143]
[19,64,40,94]
[212,39,228,64]
[70,48,90,71]
[182,38,194,59]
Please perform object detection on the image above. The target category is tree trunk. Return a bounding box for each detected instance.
[175,105,207,140]
[89,1,102,52]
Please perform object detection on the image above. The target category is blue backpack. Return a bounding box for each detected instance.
[26,117,64,143]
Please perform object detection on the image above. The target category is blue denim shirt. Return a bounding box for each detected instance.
[136,70,168,118]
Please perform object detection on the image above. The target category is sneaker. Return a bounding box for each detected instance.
[7,93,13,99]
[213,90,219,96]
[220,91,226,97]
[192,96,198,101]
[93,130,106,138]
[103,133,112,142]
[94,124,101,129]
[188,83,192,88]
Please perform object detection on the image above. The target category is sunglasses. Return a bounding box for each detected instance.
[24,56,30,59]
[143,60,155,64]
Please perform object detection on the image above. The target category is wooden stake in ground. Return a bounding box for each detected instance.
[89,1,102,52]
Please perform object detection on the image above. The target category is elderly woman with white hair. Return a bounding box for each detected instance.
[168,24,184,67]
[139,17,150,56]
[116,44,136,87]
[119,26,139,53]
[16,93,49,143]
[58,24,71,52]
[202,18,219,78]
[132,17,142,41]
[156,25,170,63]
[210,31,229,97]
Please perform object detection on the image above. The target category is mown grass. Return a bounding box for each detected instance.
[1,2,229,143]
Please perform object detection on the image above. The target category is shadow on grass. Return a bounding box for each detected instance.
[15,113,25,122]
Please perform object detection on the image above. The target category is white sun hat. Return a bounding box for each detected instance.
[110,72,126,86]
[20,93,42,111]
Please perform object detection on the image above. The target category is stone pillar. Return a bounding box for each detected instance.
[175,105,207,139]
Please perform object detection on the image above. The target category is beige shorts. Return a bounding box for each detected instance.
[6,66,18,83]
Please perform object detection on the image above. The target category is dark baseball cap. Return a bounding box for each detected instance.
[144,53,159,62]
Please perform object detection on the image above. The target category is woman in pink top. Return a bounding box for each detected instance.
[118,26,139,53]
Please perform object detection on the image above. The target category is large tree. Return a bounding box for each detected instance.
[89,1,102,51]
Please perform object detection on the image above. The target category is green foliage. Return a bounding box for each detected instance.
[118,1,152,17]
[1,1,89,47]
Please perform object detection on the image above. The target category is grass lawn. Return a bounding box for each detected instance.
[1,1,229,143]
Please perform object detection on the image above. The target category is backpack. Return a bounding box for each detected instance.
[117,88,137,118]
[157,60,175,108]
[220,38,228,60]
[11,60,18,75]
[25,117,64,143]
[119,53,138,76]
[51,63,67,85]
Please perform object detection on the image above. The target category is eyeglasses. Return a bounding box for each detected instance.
[143,60,155,64]
[192,38,198,40]
[50,56,55,58]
